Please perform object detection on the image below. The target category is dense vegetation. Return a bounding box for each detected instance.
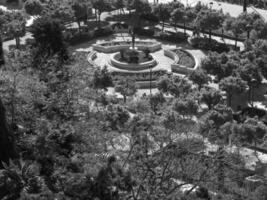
[0,0,267,199]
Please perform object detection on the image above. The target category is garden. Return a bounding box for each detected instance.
[1,0,267,200]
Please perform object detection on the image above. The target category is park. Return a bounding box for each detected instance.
[0,0,267,200]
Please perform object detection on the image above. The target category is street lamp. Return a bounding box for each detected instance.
[149,65,153,95]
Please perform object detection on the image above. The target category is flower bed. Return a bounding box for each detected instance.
[164,49,197,75]
[174,49,195,69]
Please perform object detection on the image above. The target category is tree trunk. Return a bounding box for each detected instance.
[123,95,126,103]
[184,21,186,38]
[15,37,20,49]
[77,20,81,32]
[162,21,165,33]
[228,93,232,107]
[0,99,18,167]
[209,29,211,44]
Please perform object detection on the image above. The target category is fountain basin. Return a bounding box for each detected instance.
[110,52,157,71]
[93,41,162,53]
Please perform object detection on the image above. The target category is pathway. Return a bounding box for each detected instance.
[156,23,245,50]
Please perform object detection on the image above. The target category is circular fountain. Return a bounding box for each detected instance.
[110,49,158,71]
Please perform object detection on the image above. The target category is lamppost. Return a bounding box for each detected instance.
[246,24,252,39]
[149,65,153,95]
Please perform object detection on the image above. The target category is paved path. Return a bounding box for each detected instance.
[157,24,245,50]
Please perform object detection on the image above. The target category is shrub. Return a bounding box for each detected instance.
[189,37,232,53]
[134,27,154,37]
[65,26,114,45]
[94,27,114,37]
[157,31,189,43]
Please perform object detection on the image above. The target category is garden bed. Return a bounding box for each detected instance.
[173,49,195,69]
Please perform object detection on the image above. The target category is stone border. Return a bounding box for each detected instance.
[110,53,157,71]
[164,49,198,75]
[93,41,162,53]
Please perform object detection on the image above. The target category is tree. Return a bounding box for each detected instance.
[92,0,111,23]
[237,61,262,104]
[24,0,43,16]
[30,16,68,61]
[0,99,18,166]
[128,0,151,29]
[173,96,198,118]
[224,16,244,48]
[43,0,74,23]
[252,185,267,200]
[153,3,171,33]
[200,87,222,110]
[201,52,223,81]
[3,11,26,49]
[189,69,211,90]
[195,10,224,43]
[149,92,165,114]
[115,78,137,102]
[157,75,192,98]
[91,66,113,91]
[219,76,247,107]
[170,6,194,37]
[0,36,4,66]
[115,0,125,16]
[199,105,233,144]
[72,1,88,32]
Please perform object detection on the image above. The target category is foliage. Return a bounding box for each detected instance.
[199,87,222,110]
[115,78,137,102]
[71,0,88,31]
[152,3,171,32]
[24,0,43,16]
[190,37,231,53]
[173,96,198,118]
[0,10,26,48]
[219,76,247,107]
[92,0,112,22]
[30,16,68,63]
[91,66,113,91]
[189,69,210,90]
[157,75,192,98]
[0,99,18,166]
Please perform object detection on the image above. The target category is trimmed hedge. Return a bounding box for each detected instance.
[134,27,154,37]
[189,37,234,53]
[65,26,114,46]
[156,31,189,43]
